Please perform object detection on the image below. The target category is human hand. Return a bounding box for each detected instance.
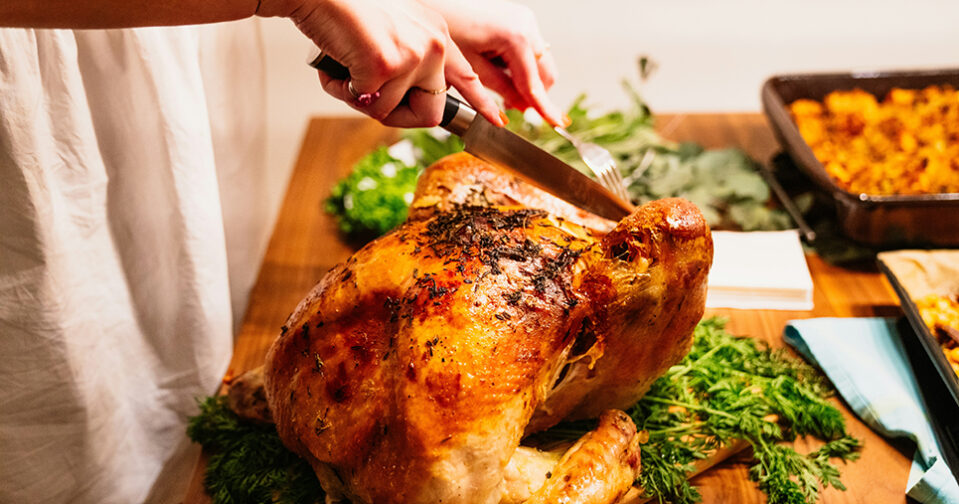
[259,0,505,128]
[416,0,566,127]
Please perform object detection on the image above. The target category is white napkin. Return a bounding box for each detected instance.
[706,230,814,311]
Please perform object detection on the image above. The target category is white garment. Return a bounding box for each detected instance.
[0,21,267,504]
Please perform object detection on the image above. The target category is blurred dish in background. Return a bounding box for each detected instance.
[763,70,959,247]
[915,293,959,377]
[878,249,959,486]
[879,250,959,401]
[789,86,959,196]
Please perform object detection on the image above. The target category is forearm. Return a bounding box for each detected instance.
[0,0,261,29]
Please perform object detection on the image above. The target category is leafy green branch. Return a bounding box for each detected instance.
[326,86,792,239]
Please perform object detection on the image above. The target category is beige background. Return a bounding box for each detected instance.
[246,0,959,317]
[258,0,959,181]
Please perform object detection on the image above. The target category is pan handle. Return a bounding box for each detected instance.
[755,160,817,243]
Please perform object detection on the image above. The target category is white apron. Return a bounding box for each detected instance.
[0,20,267,504]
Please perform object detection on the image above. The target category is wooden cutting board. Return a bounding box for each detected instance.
[183,115,913,503]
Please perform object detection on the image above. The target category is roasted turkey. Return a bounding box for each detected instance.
[260,152,713,504]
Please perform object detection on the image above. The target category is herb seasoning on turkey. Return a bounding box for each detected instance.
[263,152,710,503]
[189,152,860,504]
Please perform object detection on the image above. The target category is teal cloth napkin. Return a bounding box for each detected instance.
[784,317,959,504]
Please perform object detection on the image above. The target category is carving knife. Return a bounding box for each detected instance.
[308,50,634,221]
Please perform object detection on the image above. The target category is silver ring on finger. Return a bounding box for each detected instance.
[348,80,379,107]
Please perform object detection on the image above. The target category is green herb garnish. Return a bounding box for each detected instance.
[325,131,463,238]
[541,317,861,504]
[188,318,859,504]
[504,86,792,232]
[325,148,420,239]
[187,396,324,504]
[325,86,792,240]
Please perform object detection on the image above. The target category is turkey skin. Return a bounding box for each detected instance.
[263,153,713,503]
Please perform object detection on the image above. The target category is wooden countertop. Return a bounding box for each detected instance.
[183,114,913,503]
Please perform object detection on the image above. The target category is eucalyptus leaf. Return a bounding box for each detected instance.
[326,83,794,240]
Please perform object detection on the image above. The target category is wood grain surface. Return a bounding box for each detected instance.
[182,114,914,504]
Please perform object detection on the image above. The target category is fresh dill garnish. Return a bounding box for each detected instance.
[188,318,860,504]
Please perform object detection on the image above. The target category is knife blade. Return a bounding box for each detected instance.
[440,97,633,220]
[308,50,634,221]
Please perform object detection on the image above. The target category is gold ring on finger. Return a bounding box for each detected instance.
[413,85,450,95]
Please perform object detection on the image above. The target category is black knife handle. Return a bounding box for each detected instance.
[440,94,460,128]
[307,50,464,129]
[309,51,351,80]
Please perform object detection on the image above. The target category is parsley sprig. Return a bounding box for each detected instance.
[187,397,324,504]
[188,318,860,504]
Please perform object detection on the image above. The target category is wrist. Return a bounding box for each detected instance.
[256,0,324,19]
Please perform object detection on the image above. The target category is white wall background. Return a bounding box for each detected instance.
[256,0,959,232]
[259,0,959,178]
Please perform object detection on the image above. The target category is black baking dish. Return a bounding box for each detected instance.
[761,69,959,247]
[877,257,959,482]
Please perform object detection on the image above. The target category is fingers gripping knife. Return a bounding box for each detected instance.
[307,49,634,221]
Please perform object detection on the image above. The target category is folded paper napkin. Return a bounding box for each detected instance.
[706,230,814,311]
[784,318,959,503]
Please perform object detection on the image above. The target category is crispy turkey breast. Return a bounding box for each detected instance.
[263,152,713,503]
